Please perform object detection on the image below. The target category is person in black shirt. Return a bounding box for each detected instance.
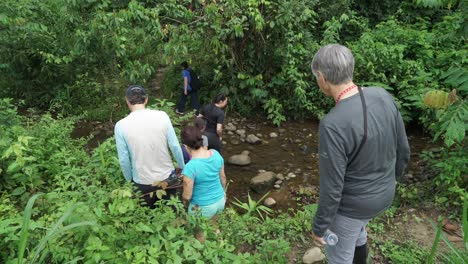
[198,93,228,153]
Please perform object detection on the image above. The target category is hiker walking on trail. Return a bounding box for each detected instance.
[115,85,185,209]
[198,93,228,153]
[310,44,410,264]
[180,126,226,241]
[176,61,199,115]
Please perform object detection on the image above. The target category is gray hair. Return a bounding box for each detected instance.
[311,44,355,85]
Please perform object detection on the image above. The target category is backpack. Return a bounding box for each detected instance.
[188,69,201,91]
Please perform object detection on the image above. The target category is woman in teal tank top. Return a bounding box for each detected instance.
[181,126,227,219]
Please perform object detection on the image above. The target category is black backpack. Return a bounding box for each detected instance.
[188,68,201,91]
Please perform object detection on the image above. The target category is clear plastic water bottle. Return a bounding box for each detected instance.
[323,229,339,246]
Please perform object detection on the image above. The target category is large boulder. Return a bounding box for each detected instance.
[246,134,262,144]
[250,171,276,194]
[228,151,251,166]
[303,247,325,264]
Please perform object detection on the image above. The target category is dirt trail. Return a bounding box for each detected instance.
[148,66,168,99]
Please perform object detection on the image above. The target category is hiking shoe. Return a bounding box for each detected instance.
[175,110,184,115]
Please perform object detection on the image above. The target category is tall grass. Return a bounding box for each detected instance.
[17,194,96,264]
[427,197,468,264]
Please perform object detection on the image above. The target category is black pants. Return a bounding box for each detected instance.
[204,131,222,153]
[132,182,177,209]
[176,90,199,113]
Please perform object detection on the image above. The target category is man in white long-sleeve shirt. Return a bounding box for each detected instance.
[115,85,185,208]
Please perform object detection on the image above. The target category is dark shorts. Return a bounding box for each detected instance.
[132,181,177,209]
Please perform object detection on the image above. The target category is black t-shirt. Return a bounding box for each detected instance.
[200,104,224,134]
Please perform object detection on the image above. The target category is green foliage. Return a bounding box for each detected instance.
[427,199,468,264]
[379,239,429,264]
[0,103,321,263]
[232,192,273,221]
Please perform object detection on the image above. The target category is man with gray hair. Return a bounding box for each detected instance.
[310,44,410,263]
[115,85,185,208]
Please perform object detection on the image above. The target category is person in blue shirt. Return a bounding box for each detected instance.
[181,126,226,220]
[176,61,199,115]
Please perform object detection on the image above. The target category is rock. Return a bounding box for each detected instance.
[264,197,276,207]
[222,141,227,145]
[295,168,302,174]
[230,139,241,145]
[228,131,234,135]
[274,184,281,189]
[228,151,251,166]
[236,129,246,136]
[105,129,114,137]
[447,235,463,242]
[246,124,256,130]
[240,138,245,142]
[278,128,286,133]
[246,134,262,144]
[275,180,283,185]
[225,123,237,132]
[269,132,278,138]
[258,169,266,173]
[276,174,285,180]
[405,173,414,180]
[288,172,296,178]
[303,247,325,264]
[250,171,277,194]
[256,133,263,137]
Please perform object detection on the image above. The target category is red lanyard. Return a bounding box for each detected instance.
[336,84,357,104]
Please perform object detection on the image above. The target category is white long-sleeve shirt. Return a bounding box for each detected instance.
[114,109,185,185]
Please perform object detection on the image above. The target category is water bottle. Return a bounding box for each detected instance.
[323,229,339,246]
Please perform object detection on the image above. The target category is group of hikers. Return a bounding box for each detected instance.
[114,44,410,264]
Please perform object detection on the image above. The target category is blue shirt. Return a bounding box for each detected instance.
[182,150,225,206]
[182,69,192,91]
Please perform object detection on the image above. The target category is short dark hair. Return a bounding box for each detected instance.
[181,61,189,69]
[213,92,227,104]
[126,85,148,105]
[181,126,203,150]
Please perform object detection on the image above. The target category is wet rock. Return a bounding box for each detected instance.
[303,247,325,264]
[246,134,262,144]
[269,132,278,138]
[230,139,241,145]
[225,123,237,132]
[276,174,285,180]
[250,171,277,194]
[264,197,276,207]
[236,129,246,137]
[228,151,251,166]
[274,184,281,189]
[275,180,283,185]
[288,172,296,178]
[246,124,256,130]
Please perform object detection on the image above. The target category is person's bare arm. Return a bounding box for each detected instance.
[219,165,226,190]
[184,77,189,95]
[216,123,223,140]
[182,176,194,207]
